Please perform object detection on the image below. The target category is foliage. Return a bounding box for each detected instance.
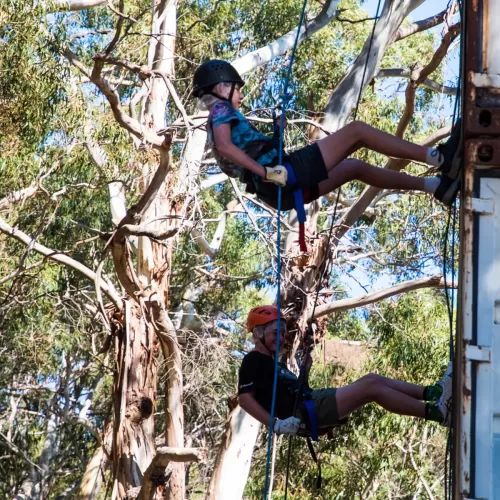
[0,0,458,497]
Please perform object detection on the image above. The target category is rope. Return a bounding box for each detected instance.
[266,0,384,494]
[262,1,309,498]
[283,1,384,497]
[443,1,464,497]
[309,0,383,325]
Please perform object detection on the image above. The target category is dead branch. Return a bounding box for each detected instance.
[313,274,455,319]
[153,446,205,464]
[115,223,179,240]
[396,22,460,138]
[191,212,227,259]
[200,173,229,189]
[133,447,204,500]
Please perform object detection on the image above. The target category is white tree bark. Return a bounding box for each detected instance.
[321,0,426,133]
[40,0,107,12]
[206,407,261,500]
[232,0,341,74]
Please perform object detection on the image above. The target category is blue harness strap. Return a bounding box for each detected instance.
[284,162,308,253]
[302,396,319,442]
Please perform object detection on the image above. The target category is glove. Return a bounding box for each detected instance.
[273,416,301,435]
[264,165,288,187]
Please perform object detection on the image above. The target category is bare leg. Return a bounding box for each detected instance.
[317,121,429,171]
[336,373,426,420]
[317,159,426,196]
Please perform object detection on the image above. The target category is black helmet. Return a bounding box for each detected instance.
[192,60,244,98]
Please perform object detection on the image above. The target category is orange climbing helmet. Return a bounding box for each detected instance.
[247,305,286,332]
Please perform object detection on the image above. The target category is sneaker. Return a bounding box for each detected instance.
[434,174,461,207]
[436,391,453,427]
[435,118,462,180]
[436,364,453,427]
[436,361,453,398]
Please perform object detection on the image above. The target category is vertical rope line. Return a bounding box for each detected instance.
[444,1,463,496]
[262,1,309,498]
[310,0,383,323]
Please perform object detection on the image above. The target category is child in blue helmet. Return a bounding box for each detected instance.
[193,60,461,211]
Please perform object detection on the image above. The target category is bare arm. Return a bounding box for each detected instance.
[239,391,272,427]
[213,123,267,178]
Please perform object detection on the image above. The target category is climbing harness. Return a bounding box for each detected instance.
[272,110,308,253]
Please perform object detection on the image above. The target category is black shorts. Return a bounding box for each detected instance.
[288,143,329,187]
[250,143,328,211]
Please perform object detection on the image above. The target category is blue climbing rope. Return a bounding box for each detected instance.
[262,1,309,498]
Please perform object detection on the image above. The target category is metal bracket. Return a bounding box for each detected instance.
[471,197,494,215]
[465,344,491,362]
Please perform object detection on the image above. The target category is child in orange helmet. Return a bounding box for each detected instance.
[238,305,453,435]
[193,59,461,212]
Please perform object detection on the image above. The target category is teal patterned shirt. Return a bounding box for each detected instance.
[207,101,278,180]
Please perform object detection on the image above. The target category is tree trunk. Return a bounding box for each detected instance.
[112,302,159,499]
[79,424,112,500]
[206,407,261,500]
[321,0,426,133]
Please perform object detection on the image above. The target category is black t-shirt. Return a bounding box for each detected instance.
[238,351,300,419]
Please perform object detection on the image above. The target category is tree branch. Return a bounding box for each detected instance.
[134,447,204,500]
[41,0,107,12]
[322,0,427,133]
[392,7,454,42]
[313,274,454,319]
[232,0,341,75]
[375,68,457,96]
[191,212,227,259]
[396,22,460,138]
[0,216,122,309]
[90,54,164,147]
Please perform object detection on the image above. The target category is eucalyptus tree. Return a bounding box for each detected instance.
[0,0,460,498]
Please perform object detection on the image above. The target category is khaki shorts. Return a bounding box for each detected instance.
[299,388,344,430]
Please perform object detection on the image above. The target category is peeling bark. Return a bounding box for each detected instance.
[111,304,160,498]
